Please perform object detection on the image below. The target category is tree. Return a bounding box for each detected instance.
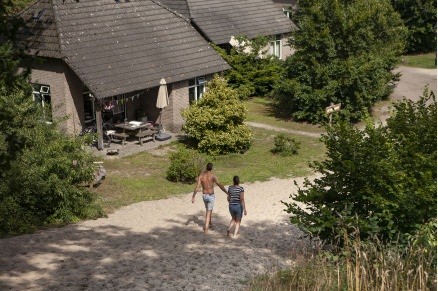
[391,0,437,54]
[213,35,284,99]
[0,1,103,237]
[181,75,253,155]
[282,88,437,245]
[272,0,406,123]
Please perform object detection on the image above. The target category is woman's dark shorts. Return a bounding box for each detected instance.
[229,204,243,219]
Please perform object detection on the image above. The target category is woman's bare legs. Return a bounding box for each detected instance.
[233,218,241,238]
[227,218,236,236]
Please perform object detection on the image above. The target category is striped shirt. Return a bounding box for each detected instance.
[228,186,244,205]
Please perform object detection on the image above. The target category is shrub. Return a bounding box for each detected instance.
[272,0,406,123]
[181,75,253,155]
[282,88,437,245]
[245,220,437,290]
[166,148,205,183]
[271,134,301,156]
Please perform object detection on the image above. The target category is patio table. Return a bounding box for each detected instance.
[114,121,158,145]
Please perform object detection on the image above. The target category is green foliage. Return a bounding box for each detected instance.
[8,0,34,14]
[166,147,206,183]
[246,221,437,290]
[282,89,437,245]
[391,0,437,54]
[181,75,253,155]
[271,133,301,156]
[272,0,406,123]
[0,10,104,236]
[212,35,284,99]
[0,85,104,237]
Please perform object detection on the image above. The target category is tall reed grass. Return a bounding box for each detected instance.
[245,220,437,291]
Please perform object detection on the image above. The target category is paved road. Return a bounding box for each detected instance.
[372,66,436,125]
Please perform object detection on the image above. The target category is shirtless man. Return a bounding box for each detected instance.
[192,163,228,234]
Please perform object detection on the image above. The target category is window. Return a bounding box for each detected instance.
[83,91,95,124]
[283,6,292,20]
[270,35,282,59]
[189,76,206,104]
[32,83,52,121]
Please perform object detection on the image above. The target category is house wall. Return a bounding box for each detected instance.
[160,72,216,133]
[162,79,189,133]
[28,60,219,135]
[136,87,160,124]
[281,33,295,60]
[29,59,83,135]
[230,34,294,60]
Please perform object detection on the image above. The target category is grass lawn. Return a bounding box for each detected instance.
[400,53,437,69]
[95,126,326,214]
[244,97,326,134]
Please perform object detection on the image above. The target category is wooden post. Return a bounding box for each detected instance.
[96,110,103,150]
[325,103,342,126]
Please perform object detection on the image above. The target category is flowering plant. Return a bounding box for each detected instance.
[103,101,115,110]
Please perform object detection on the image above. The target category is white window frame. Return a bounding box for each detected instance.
[283,6,293,20]
[32,83,52,121]
[270,35,282,59]
[189,76,206,104]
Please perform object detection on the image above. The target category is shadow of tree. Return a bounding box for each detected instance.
[0,212,306,290]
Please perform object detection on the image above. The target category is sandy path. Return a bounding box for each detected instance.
[0,176,317,290]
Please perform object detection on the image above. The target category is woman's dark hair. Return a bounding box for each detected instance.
[233,176,240,185]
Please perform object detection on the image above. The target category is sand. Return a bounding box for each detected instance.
[0,175,318,291]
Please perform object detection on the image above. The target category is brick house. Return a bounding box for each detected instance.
[156,0,298,60]
[14,0,230,148]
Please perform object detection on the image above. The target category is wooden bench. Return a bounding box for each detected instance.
[136,129,156,145]
[111,132,128,146]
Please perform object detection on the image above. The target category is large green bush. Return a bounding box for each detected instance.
[0,85,104,237]
[166,147,205,183]
[272,0,406,123]
[282,88,437,245]
[181,75,253,155]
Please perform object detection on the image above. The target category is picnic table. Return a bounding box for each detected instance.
[113,121,158,145]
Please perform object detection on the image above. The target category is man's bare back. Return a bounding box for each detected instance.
[198,172,220,194]
[191,163,228,234]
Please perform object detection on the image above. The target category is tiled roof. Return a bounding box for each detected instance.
[155,0,191,19]
[15,0,62,58]
[158,0,297,45]
[15,0,230,98]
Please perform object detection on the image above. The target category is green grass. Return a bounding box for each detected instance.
[93,95,327,214]
[400,53,437,69]
[95,127,325,214]
[244,97,325,134]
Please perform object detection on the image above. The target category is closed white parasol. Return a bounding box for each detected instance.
[155,78,171,140]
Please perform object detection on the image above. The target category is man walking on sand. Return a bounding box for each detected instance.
[192,163,228,234]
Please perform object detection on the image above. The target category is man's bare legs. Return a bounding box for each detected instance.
[205,210,212,234]
[227,217,241,237]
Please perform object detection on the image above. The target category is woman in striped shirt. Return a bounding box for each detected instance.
[227,176,247,238]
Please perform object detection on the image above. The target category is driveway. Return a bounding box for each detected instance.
[371,66,436,125]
